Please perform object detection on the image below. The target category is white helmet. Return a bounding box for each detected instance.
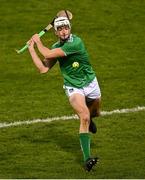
[54,17,71,31]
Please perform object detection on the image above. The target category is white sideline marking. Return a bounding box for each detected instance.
[0,106,145,129]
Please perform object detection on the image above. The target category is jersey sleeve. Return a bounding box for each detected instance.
[61,38,82,56]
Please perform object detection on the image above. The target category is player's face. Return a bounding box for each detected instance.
[55,25,71,41]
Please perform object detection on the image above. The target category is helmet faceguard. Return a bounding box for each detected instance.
[54,17,71,31]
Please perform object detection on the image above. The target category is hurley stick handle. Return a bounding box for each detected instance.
[16,30,46,54]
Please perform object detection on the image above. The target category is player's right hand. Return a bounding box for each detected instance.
[27,38,35,49]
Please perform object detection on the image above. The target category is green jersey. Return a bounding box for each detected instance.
[52,34,96,88]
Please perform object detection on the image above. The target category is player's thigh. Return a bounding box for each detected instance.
[94,98,101,115]
[69,93,89,117]
[87,97,101,116]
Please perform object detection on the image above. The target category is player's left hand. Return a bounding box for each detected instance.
[32,34,40,43]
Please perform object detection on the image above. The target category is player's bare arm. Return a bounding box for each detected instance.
[32,34,65,58]
[27,39,49,73]
[43,58,57,69]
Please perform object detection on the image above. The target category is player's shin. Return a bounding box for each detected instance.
[79,133,91,161]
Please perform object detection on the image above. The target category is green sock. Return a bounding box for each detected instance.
[79,133,91,161]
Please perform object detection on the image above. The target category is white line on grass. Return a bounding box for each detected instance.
[0,106,145,129]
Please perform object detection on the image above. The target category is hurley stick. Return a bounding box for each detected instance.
[16,10,73,54]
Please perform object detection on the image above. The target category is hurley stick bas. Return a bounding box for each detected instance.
[16,10,73,54]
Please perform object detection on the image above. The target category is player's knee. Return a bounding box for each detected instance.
[80,112,90,125]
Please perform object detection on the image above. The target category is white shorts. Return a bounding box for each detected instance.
[63,77,101,100]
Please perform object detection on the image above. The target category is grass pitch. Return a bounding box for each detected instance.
[0,0,145,178]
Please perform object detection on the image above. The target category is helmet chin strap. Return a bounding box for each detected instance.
[60,34,70,41]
